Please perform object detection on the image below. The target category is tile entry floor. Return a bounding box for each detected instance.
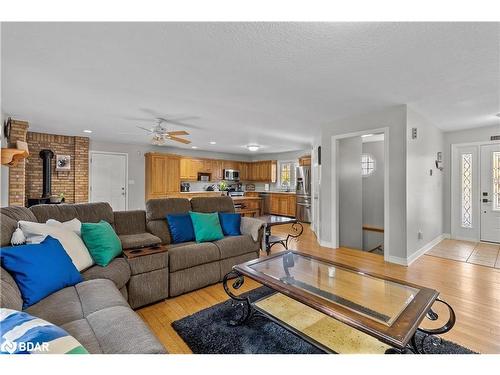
[427,239,500,268]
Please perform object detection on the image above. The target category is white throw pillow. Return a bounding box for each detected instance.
[46,218,82,236]
[18,221,94,271]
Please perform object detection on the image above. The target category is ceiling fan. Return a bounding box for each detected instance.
[137,118,191,145]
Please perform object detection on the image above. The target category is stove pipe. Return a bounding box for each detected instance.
[39,149,54,198]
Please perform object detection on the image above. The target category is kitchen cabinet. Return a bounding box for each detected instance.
[222,160,239,171]
[267,193,296,217]
[180,158,215,181]
[239,162,250,181]
[180,158,197,180]
[180,156,276,182]
[145,153,181,200]
[248,160,277,182]
[212,160,224,180]
[244,192,259,197]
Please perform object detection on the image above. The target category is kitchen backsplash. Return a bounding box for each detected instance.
[183,180,286,192]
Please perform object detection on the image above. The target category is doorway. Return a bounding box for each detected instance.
[90,151,128,211]
[451,142,500,244]
[336,132,386,256]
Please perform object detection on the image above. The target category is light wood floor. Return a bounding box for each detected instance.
[138,224,500,354]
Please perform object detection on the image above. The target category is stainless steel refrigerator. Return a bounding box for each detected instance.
[296,166,311,222]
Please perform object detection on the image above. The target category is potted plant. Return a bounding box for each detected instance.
[50,193,65,203]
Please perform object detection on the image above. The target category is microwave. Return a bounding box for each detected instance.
[223,169,240,181]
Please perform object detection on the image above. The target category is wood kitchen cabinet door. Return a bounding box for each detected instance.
[148,155,168,197]
[287,195,296,217]
[212,160,224,180]
[201,159,213,173]
[278,195,289,215]
[270,194,279,214]
[222,160,238,171]
[189,159,204,178]
[165,155,181,192]
[239,162,249,181]
[249,163,258,181]
[180,158,195,180]
[146,153,180,200]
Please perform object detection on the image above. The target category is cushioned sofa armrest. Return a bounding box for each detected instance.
[114,210,147,235]
[240,217,265,242]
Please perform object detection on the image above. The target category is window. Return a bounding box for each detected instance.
[493,152,500,211]
[461,153,473,228]
[361,154,375,177]
[279,161,297,188]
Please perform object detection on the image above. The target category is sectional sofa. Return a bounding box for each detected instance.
[0,196,265,354]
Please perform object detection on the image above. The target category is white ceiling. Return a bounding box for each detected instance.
[2,22,499,154]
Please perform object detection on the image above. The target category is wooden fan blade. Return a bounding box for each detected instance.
[166,130,189,136]
[169,136,191,144]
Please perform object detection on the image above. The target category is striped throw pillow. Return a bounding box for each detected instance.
[0,308,88,354]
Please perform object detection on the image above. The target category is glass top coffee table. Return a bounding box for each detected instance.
[223,251,455,354]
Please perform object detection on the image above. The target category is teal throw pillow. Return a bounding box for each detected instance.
[189,211,224,243]
[81,220,122,267]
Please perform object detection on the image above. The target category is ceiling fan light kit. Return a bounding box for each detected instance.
[138,117,191,145]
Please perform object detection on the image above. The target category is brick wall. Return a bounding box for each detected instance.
[8,120,29,206]
[25,132,89,204]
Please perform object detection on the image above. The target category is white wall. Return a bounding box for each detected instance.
[406,108,444,259]
[319,105,407,260]
[442,124,500,234]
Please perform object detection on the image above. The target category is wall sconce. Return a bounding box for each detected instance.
[435,152,443,171]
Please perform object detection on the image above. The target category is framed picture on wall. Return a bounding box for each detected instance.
[55,154,71,171]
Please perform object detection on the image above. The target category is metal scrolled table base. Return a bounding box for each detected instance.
[386,298,456,354]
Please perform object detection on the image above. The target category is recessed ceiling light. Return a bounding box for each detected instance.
[361,134,374,138]
[83,130,92,133]
[191,146,198,149]
[209,141,216,145]
[247,144,260,152]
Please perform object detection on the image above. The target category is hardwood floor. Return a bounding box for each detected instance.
[137,224,500,354]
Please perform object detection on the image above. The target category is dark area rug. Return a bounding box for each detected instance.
[171,287,476,354]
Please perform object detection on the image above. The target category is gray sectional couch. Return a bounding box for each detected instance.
[0,196,264,354]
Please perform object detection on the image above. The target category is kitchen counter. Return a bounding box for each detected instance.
[179,191,226,194]
[251,191,296,194]
[231,196,263,201]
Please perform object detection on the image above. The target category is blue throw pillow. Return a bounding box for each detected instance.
[166,214,195,243]
[218,212,242,236]
[0,236,83,309]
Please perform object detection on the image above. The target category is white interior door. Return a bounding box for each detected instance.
[90,152,128,211]
[480,144,500,243]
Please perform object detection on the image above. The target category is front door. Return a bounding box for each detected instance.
[480,144,500,243]
[90,152,128,211]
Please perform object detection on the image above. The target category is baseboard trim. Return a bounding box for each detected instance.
[319,240,334,248]
[406,233,447,266]
[386,256,408,266]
